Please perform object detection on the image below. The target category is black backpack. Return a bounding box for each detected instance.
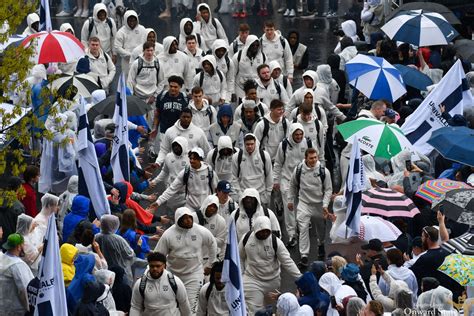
[295,162,326,193]
[87,17,114,38]
[195,209,207,226]
[139,273,178,309]
[242,230,278,259]
[137,58,160,83]
[235,49,266,76]
[292,116,323,148]
[281,137,312,164]
[198,69,224,87]
[260,117,288,148]
[211,147,237,166]
[240,102,266,119]
[236,148,267,178]
[234,206,280,238]
[183,164,214,196]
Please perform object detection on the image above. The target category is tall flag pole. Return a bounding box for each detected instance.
[111,73,130,183]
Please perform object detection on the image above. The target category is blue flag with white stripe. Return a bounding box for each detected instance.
[34,215,68,316]
[77,96,110,218]
[111,73,130,183]
[39,0,52,32]
[402,60,473,155]
[344,138,365,237]
[222,219,246,316]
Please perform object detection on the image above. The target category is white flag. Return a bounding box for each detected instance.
[34,215,68,316]
[401,60,473,155]
[344,137,365,237]
[222,219,247,315]
[111,73,130,183]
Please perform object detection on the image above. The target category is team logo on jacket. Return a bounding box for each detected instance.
[189,134,194,139]
[163,285,169,291]
[210,224,215,229]
[174,58,178,63]
[200,175,206,180]
[191,235,197,241]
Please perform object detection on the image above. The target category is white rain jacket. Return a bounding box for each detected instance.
[208,105,242,148]
[206,136,237,182]
[151,136,189,188]
[254,112,290,159]
[130,28,164,63]
[188,98,217,134]
[260,30,294,77]
[239,216,300,281]
[81,3,117,54]
[158,36,194,91]
[229,188,281,241]
[127,55,164,99]
[196,3,228,49]
[295,113,325,163]
[231,135,273,202]
[316,64,340,104]
[288,160,332,207]
[334,20,359,54]
[113,10,146,61]
[199,195,227,260]
[87,47,116,90]
[256,77,289,108]
[193,55,228,103]
[212,39,236,96]
[197,282,228,316]
[22,13,39,36]
[157,120,211,166]
[269,60,293,96]
[155,207,218,274]
[179,18,206,51]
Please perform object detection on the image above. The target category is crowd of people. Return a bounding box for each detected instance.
[1,0,474,315]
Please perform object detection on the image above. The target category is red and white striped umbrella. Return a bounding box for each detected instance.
[362,187,420,218]
[21,31,85,64]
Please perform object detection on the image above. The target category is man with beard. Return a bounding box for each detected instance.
[239,216,301,314]
[197,261,229,315]
[255,64,289,107]
[155,207,217,315]
[130,252,190,316]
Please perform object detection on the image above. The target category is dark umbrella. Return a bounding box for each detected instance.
[52,73,99,98]
[394,64,433,91]
[87,95,153,121]
[428,126,474,167]
[441,229,474,255]
[386,2,461,24]
[454,39,474,63]
[432,189,474,226]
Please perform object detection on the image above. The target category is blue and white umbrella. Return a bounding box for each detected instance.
[0,34,26,53]
[346,54,406,103]
[382,10,458,47]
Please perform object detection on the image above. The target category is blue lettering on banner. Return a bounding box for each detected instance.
[231,295,242,310]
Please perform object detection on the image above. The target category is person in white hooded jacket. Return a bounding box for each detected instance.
[286,69,318,116]
[230,188,281,241]
[153,147,217,211]
[255,63,290,107]
[239,216,301,314]
[333,20,359,54]
[269,60,293,97]
[149,136,189,210]
[273,123,313,248]
[155,207,218,315]
[260,21,294,80]
[127,41,164,102]
[233,35,267,100]
[130,28,164,63]
[197,261,229,316]
[196,195,227,261]
[288,148,332,265]
[114,10,146,79]
[208,104,241,148]
[158,36,194,92]
[316,64,340,105]
[188,87,217,134]
[22,13,39,36]
[81,3,117,57]
[231,134,273,205]
[130,251,191,316]
[212,39,236,100]
[193,55,228,105]
[207,136,238,182]
[179,18,206,52]
[195,4,228,50]
[156,108,211,167]
[86,37,116,92]
[58,23,79,75]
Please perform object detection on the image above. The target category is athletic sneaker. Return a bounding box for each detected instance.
[56,10,73,17]
[289,9,296,17]
[283,9,290,16]
[287,237,298,248]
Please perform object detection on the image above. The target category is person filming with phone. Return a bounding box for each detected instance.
[355,239,388,299]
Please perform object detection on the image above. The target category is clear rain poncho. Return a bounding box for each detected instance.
[58,175,79,235]
[16,213,43,275]
[32,193,60,240]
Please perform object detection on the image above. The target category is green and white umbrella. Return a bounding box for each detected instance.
[337,119,413,159]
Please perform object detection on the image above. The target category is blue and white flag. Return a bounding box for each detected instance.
[77,96,110,218]
[34,214,68,316]
[344,138,365,237]
[39,0,52,32]
[222,219,246,316]
[111,73,130,183]
[402,60,473,155]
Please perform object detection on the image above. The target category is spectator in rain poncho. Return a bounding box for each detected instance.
[95,269,119,314]
[328,196,350,244]
[60,243,79,287]
[346,297,366,316]
[369,267,411,313]
[32,193,59,239]
[295,271,330,314]
[74,226,109,272]
[316,64,340,105]
[67,253,97,314]
[87,89,107,113]
[58,175,79,235]
[95,215,135,285]
[362,155,387,188]
[15,213,43,276]
[73,280,111,316]
[276,292,314,316]
[417,285,458,315]
[39,112,78,194]
[319,272,357,316]
[109,266,132,314]
[391,288,414,316]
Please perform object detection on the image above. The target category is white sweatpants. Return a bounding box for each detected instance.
[281,183,296,239]
[296,201,328,256]
[339,155,350,192]
[243,274,280,315]
[177,272,204,315]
